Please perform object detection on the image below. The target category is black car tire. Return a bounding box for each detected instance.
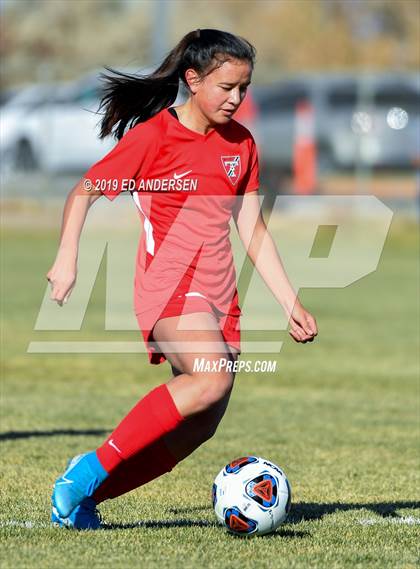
[14,139,39,172]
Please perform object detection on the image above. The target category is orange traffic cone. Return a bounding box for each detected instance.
[234,89,258,129]
[293,100,317,195]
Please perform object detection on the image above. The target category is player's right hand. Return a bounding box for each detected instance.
[285,299,318,344]
[46,259,77,307]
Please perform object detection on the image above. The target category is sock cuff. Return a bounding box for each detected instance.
[149,383,185,429]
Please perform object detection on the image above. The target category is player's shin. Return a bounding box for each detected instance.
[96,383,185,472]
[93,438,178,503]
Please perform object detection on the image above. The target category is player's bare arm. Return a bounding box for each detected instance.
[233,190,318,343]
[45,177,101,306]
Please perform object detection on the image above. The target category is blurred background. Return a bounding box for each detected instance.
[1,0,419,212]
[0,4,419,562]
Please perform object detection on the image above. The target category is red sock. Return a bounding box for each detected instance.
[93,438,178,503]
[96,383,184,473]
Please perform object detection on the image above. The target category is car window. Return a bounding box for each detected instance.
[6,87,49,109]
[257,84,310,114]
[73,86,101,104]
[373,85,420,113]
[327,83,358,108]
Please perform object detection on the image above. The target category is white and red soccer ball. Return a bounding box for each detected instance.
[212,456,291,536]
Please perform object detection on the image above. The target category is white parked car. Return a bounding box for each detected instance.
[0,76,114,174]
[1,67,186,175]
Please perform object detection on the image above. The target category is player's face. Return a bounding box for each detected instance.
[189,58,252,125]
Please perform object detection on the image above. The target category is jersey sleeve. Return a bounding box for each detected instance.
[240,136,260,194]
[83,123,156,201]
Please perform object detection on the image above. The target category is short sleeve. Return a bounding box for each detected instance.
[240,136,260,194]
[83,123,155,201]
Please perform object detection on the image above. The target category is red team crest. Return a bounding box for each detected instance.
[221,155,241,185]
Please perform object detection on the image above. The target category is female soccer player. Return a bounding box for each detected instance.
[48,29,317,529]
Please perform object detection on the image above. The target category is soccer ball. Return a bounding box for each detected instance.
[212,456,291,536]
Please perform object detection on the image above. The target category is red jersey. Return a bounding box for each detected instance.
[84,107,259,330]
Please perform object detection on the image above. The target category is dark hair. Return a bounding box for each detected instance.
[97,29,256,140]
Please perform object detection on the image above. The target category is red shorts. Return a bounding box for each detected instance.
[136,294,241,366]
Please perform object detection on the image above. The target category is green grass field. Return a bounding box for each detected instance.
[1,209,419,568]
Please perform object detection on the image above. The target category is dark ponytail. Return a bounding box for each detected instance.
[97,29,256,140]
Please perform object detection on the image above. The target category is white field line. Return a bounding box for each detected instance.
[0,520,49,529]
[358,516,420,526]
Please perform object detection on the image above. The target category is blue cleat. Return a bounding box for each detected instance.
[52,451,108,519]
[51,497,101,530]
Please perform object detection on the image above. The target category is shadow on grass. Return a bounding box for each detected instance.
[104,504,306,537]
[288,501,420,523]
[168,501,420,521]
[157,501,419,533]
[102,518,308,538]
[0,429,109,441]
[168,504,212,515]
[103,519,216,530]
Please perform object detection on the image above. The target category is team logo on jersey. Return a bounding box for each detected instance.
[221,155,241,185]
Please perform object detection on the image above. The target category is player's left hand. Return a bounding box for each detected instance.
[286,300,318,344]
